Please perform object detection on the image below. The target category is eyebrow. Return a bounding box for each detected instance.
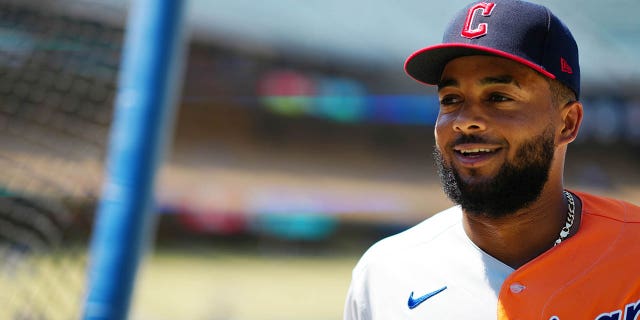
[480,75,521,88]
[437,75,521,91]
[437,78,458,91]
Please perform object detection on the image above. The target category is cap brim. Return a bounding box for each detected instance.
[404,43,556,85]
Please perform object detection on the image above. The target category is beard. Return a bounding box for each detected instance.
[434,127,555,218]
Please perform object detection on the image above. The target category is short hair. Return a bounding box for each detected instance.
[546,78,577,107]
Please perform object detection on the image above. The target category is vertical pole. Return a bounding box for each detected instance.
[83,0,186,319]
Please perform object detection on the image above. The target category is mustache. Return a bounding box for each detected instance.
[445,134,504,149]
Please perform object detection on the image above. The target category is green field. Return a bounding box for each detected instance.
[0,242,363,320]
[130,246,360,320]
[0,246,87,320]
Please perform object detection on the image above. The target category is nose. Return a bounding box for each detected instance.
[453,103,487,133]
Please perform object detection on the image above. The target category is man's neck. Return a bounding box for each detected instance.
[461,188,582,269]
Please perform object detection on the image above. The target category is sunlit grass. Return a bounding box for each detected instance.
[131,245,360,320]
[0,245,86,320]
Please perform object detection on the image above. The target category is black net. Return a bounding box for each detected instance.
[0,1,122,318]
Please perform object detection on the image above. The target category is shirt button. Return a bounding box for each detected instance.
[510,283,526,293]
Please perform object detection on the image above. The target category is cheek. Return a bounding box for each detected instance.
[434,115,453,147]
[434,121,446,149]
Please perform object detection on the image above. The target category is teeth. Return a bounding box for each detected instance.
[460,148,492,154]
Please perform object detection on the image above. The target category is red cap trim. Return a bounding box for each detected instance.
[404,43,556,85]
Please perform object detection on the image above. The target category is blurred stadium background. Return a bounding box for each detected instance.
[0,0,638,319]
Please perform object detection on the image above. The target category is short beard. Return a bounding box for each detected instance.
[434,128,555,218]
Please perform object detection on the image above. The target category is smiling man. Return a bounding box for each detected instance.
[344,1,640,319]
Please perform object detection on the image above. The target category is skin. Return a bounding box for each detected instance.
[435,55,584,269]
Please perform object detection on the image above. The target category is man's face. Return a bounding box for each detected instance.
[434,55,560,218]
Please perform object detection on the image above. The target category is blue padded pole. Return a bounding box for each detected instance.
[83,0,186,319]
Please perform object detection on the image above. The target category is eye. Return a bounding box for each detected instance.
[487,93,512,102]
[439,94,461,106]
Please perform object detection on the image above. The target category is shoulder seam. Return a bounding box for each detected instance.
[583,199,640,223]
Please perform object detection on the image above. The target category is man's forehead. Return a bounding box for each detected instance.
[438,56,544,89]
[438,75,520,90]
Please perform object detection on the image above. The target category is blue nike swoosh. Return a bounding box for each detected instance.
[407,286,447,309]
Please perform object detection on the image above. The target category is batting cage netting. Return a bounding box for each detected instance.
[0,1,124,318]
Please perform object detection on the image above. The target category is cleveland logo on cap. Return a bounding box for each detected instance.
[461,2,495,39]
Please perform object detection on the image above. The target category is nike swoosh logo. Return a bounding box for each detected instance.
[407,286,447,309]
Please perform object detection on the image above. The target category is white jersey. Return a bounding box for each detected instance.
[344,206,515,319]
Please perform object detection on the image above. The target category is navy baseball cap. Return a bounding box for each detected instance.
[405,0,580,98]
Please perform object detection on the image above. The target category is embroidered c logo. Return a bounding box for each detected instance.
[461,2,496,39]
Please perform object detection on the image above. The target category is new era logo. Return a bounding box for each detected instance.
[560,57,573,74]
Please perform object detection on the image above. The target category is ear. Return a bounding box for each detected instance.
[557,101,583,146]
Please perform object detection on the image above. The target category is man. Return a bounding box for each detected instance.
[344,0,640,319]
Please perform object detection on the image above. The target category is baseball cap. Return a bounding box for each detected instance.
[404,0,580,98]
